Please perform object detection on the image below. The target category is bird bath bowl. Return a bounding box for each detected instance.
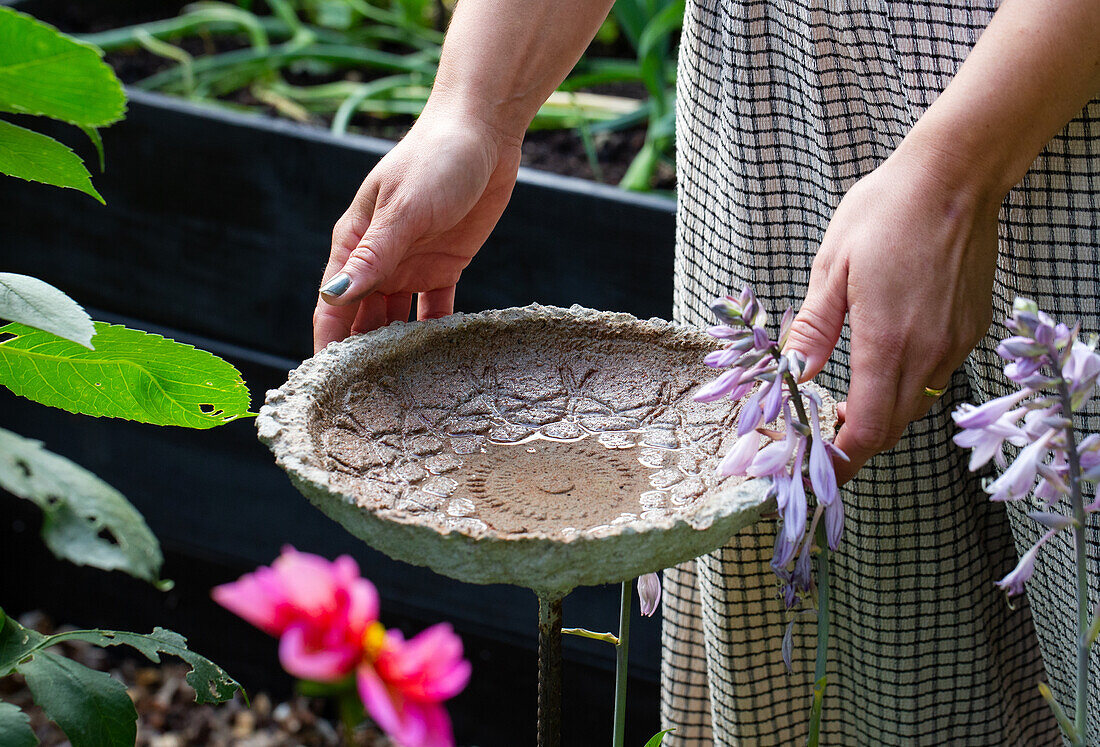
[257,304,835,744]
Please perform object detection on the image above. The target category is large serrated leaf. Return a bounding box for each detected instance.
[0,273,94,348]
[19,650,137,747]
[0,6,126,127]
[0,614,242,705]
[0,427,163,582]
[0,322,253,428]
[42,628,243,705]
[0,701,37,747]
[0,119,103,202]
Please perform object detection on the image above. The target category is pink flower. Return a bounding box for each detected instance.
[212,546,379,681]
[359,624,472,747]
[214,548,470,747]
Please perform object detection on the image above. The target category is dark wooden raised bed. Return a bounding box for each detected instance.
[0,63,675,744]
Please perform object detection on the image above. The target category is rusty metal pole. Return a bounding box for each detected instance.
[537,593,564,747]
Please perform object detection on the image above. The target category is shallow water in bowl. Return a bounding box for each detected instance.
[401,434,712,536]
[321,423,720,538]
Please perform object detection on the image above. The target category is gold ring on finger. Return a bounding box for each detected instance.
[922,385,948,398]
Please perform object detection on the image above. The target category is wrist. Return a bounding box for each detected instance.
[418,86,525,147]
[417,91,526,154]
[893,110,1017,220]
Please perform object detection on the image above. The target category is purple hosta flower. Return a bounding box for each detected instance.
[638,573,662,617]
[696,286,847,611]
[780,441,809,545]
[952,389,1032,430]
[997,528,1060,597]
[954,299,1100,603]
[718,429,761,476]
[985,428,1056,502]
[951,406,1028,471]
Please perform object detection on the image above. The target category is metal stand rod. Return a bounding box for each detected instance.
[537,593,564,747]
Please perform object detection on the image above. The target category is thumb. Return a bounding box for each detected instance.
[783,256,848,381]
[320,218,404,307]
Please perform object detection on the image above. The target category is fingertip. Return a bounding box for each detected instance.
[417,286,457,321]
[385,292,414,325]
[313,302,357,355]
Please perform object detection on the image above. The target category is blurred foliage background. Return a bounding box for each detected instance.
[74,0,683,192]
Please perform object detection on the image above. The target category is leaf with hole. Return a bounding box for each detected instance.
[0,322,252,427]
[0,614,242,706]
[0,701,37,747]
[19,650,137,747]
[36,628,244,705]
[0,273,94,348]
[0,119,103,202]
[0,427,163,582]
[0,6,126,127]
[0,606,45,674]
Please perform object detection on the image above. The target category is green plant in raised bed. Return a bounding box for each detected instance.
[0,8,248,745]
[77,0,682,190]
[0,6,125,202]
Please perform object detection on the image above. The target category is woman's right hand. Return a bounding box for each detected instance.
[312,108,523,353]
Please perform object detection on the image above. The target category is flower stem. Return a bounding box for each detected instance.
[612,580,632,747]
[807,545,830,746]
[1058,381,1089,746]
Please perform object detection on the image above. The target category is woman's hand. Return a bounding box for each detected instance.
[785,138,1002,484]
[312,109,522,353]
[783,0,1100,484]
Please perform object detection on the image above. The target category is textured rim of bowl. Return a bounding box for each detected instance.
[257,304,782,595]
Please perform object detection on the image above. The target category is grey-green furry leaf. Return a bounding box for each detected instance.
[0,273,94,348]
[0,427,163,582]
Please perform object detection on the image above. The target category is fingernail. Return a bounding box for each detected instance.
[319,273,351,298]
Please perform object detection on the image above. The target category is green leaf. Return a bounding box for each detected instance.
[0,322,253,428]
[643,728,675,747]
[0,273,94,348]
[79,125,104,172]
[46,628,243,705]
[0,427,164,582]
[0,701,38,747]
[0,614,242,706]
[18,650,137,747]
[0,119,103,202]
[0,607,47,675]
[0,7,126,127]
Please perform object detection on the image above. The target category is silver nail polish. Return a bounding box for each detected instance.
[319,273,351,298]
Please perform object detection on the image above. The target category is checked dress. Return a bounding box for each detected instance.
[661,0,1100,744]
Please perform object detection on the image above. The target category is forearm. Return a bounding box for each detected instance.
[422,0,617,139]
[902,0,1100,205]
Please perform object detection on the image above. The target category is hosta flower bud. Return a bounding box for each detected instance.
[637,573,662,617]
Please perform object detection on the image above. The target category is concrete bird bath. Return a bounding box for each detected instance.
[257,304,834,745]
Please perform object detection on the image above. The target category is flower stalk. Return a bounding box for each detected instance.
[1057,378,1090,744]
[952,298,1100,746]
[612,580,632,747]
[697,287,848,739]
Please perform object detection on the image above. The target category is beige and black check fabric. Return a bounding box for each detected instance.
[663,0,1100,744]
